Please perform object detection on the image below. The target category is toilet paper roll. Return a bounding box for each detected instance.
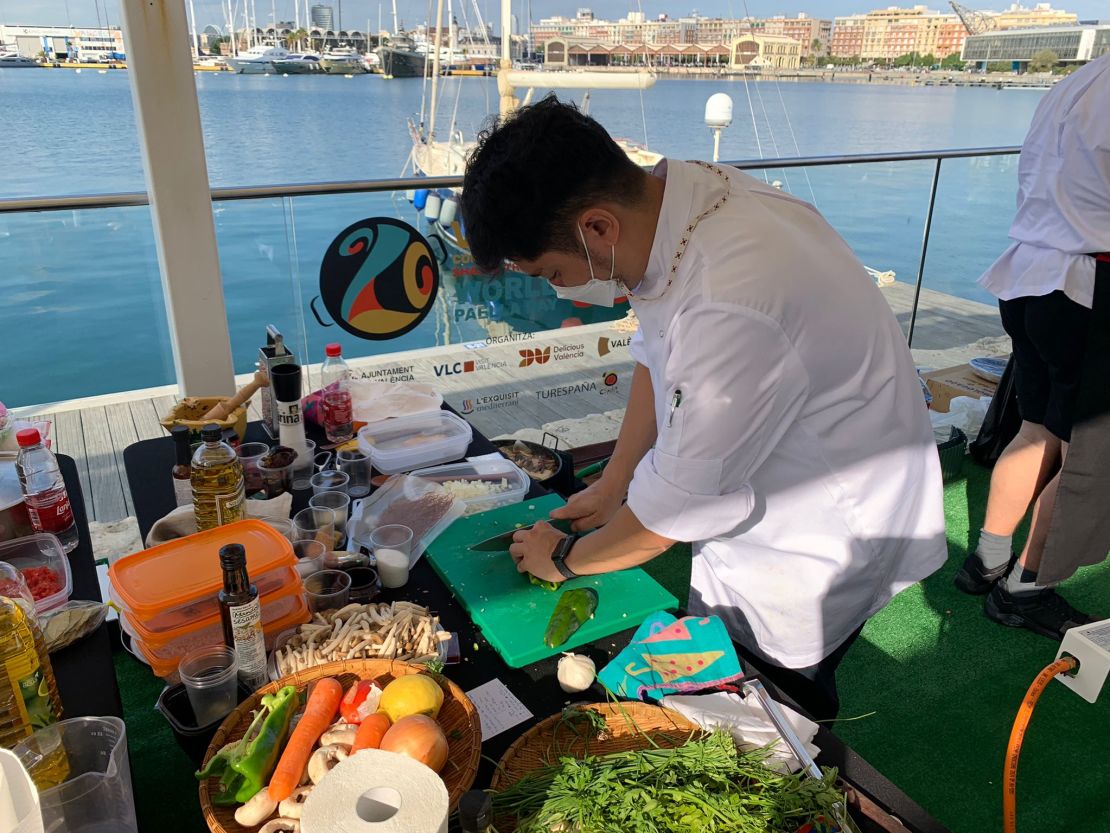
[300,749,449,833]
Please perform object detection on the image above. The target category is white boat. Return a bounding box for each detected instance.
[0,52,39,68]
[319,48,367,75]
[272,53,322,74]
[226,44,289,74]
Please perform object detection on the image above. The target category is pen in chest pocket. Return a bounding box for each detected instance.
[666,389,683,427]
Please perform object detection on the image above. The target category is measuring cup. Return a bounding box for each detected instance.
[13,716,138,833]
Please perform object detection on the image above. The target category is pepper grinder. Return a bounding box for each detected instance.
[269,363,311,488]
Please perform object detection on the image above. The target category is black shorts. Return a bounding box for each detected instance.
[998,291,1091,442]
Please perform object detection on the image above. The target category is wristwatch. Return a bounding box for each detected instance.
[550,532,583,580]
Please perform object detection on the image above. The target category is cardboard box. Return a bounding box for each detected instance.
[922,364,998,413]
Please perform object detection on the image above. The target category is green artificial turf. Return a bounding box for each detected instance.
[115,461,1109,833]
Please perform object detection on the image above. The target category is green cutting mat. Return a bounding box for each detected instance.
[426,494,679,667]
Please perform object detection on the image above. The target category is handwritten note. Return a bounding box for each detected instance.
[466,679,533,741]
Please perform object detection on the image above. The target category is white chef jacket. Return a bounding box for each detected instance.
[625,159,947,669]
[978,54,1110,309]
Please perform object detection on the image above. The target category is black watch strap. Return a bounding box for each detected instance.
[551,532,582,580]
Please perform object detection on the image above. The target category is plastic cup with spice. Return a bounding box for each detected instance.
[337,449,371,499]
[291,439,317,491]
[370,524,413,589]
[292,539,327,578]
[304,569,351,613]
[178,645,239,727]
[309,491,350,548]
[310,469,349,496]
[292,506,335,550]
[256,446,296,499]
[258,517,295,542]
[346,566,380,603]
[235,443,270,498]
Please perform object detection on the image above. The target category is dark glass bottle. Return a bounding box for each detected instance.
[170,426,192,507]
[458,791,493,833]
[217,544,268,691]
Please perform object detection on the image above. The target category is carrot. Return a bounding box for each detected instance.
[350,712,391,754]
[268,677,343,802]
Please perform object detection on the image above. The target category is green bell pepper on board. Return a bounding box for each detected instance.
[528,574,561,592]
[196,684,301,806]
[543,587,599,648]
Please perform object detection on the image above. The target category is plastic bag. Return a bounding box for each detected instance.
[347,475,464,565]
[40,600,109,653]
[930,395,991,441]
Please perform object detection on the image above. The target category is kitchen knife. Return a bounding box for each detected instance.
[469,518,574,551]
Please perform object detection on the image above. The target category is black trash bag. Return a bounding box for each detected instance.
[969,353,1020,467]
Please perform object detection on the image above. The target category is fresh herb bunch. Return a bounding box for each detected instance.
[492,731,844,833]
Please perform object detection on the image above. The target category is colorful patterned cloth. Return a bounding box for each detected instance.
[597,611,745,702]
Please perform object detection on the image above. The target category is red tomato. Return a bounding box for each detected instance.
[20,567,62,602]
[340,680,376,724]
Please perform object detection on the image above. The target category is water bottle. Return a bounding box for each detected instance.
[15,430,78,553]
[321,343,354,443]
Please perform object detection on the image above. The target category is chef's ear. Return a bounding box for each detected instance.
[579,209,620,247]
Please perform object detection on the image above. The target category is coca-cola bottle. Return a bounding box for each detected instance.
[321,343,354,443]
[15,429,79,552]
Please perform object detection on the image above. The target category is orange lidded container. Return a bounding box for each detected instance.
[108,520,298,635]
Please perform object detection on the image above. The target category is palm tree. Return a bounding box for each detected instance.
[289,28,309,51]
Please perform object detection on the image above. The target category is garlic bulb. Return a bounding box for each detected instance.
[557,653,596,693]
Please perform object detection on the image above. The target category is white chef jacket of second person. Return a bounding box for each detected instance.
[626,159,947,669]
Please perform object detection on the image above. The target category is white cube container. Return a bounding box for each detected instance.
[356,411,473,474]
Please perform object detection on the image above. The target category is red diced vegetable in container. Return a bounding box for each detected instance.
[20,567,62,602]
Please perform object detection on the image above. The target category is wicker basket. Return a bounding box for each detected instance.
[161,397,249,443]
[199,659,481,833]
[490,702,699,830]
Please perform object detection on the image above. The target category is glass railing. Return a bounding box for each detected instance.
[0,147,1019,440]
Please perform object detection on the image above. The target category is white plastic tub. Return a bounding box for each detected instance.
[357,411,472,474]
[410,459,528,515]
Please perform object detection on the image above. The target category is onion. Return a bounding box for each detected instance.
[379,715,448,772]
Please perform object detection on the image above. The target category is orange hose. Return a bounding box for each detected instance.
[1004,656,1078,833]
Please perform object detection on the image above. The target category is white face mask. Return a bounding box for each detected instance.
[552,225,621,307]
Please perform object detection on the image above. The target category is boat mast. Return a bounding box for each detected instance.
[187,0,199,58]
[391,0,400,36]
[497,0,517,115]
[428,0,446,138]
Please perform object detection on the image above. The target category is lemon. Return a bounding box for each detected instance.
[379,675,444,723]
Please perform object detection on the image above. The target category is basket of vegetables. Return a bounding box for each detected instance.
[490,702,849,833]
[198,659,481,833]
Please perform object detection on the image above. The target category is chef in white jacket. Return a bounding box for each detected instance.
[460,96,947,721]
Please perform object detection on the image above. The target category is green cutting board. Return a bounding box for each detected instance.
[425,493,679,668]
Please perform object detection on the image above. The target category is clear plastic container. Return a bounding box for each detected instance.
[107,520,295,634]
[411,459,528,515]
[13,716,138,833]
[0,533,73,613]
[357,411,472,474]
[178,645,239,727]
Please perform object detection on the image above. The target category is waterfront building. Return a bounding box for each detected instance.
[962,21,1110,67]
[0,23,125,61]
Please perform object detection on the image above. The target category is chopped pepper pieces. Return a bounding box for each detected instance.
[195,684,301,806]
[528,574,561,592]
[543,588,598,648]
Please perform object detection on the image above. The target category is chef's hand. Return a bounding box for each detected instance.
[550,478,623,532]
[508,521,566,585]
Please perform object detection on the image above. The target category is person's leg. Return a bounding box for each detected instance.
[982,422,1062,537]
[735,625,865,726]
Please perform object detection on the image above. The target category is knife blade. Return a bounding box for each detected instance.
[469,518,574,551]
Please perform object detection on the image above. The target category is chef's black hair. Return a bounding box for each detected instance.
[461,94,649,274]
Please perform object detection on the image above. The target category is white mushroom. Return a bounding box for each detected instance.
[307,744,349,784]
[259,819,300,833]
[320,724,359,747]
[278,786,312,820]
[234,790,278,827]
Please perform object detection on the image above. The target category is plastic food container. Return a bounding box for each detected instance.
[411,459,528,515]
[156,680,253,767]
[107,520,296,635]
[357,411,472,474]
[0,532,73,613]
[128,592,310,682]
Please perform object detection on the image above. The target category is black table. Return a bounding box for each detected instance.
[123,420,947,833]
[51,456,124,720]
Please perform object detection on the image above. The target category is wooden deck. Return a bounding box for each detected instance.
[15,280,1007,526]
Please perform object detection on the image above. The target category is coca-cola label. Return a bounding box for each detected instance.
[26,489,74,534]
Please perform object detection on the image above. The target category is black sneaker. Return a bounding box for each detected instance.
[954,552,1015,595]
[984,584,1095,641]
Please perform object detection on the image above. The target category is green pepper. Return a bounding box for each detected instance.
[196,684,301,806]
[543,588,598,648]
[528,574,561,592]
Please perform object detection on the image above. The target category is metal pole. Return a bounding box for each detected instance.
[429,0,446,138]
[907,157,942,348]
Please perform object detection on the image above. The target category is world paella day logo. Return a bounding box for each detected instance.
[311,218,440,340]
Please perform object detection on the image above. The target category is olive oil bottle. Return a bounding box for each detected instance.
[0,595,63,758]
[191,423,245,531]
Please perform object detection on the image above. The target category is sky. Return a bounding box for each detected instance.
[1,0,1105,32]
